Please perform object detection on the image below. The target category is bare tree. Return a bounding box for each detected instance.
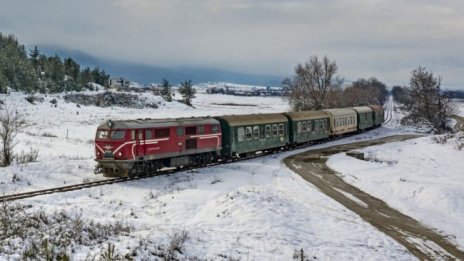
[391,85,410,105]
[341,77,388,107]
[404,66,455,132]
[0,103,25,167]
[283,55,342,111]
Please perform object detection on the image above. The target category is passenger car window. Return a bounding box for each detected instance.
[245,127,252,140]
[272,124,278,136]
[265,125,271,137]
[238,127,245,142]
[297,122,302,133]
[302,121,307,132]
[253,126,259,139]
[278,124,284,136]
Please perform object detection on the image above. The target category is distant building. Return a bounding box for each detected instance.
[109,77,130,88]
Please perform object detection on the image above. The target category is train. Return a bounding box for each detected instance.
[94,105,384,178]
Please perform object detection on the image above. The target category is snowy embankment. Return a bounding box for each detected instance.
[0,91,417,259]
[327,133,464,249]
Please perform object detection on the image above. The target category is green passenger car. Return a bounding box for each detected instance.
[283,111,330,145]
[215,114,289,158]
[352,106,374,131]
[368,105,384,126]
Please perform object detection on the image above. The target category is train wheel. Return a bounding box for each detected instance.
[128,169,136,179]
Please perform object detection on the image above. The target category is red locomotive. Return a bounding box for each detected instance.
[94,117,222,177]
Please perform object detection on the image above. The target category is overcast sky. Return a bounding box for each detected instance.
[1,0,463,88]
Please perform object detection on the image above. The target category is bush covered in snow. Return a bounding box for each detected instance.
[0,202,131,260]
[431,132,464,150]
[64,92,159,109]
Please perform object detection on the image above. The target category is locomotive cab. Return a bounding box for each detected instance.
[95,128,131,161]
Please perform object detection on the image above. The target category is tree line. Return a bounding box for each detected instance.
[283,55,388,111]
[0,33,109,94]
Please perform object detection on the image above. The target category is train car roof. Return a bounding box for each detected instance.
[215,113,288,127]
[283,110,330,121]
[322,108,357,117]
[351,106,373,114]
[97,117,220,129]
[368,105,384,112]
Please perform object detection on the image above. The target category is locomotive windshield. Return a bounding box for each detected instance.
[96,130,125,140]
[110,130,125,140]
[96,130,108,139]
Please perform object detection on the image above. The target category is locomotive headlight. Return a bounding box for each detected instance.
[117,152,122,157]
[97,151,101,156]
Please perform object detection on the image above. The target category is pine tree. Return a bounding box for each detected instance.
[160,78,172,102]
[178,79,196,106]
[0,33,112,93]
[29,45,40,70]
[80,67,93,89]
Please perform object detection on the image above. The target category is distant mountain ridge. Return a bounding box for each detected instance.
[35,45,284,86]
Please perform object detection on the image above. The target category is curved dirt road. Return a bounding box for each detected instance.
[284,135,464,260]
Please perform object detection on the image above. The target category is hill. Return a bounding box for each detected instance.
[37,45,284,86]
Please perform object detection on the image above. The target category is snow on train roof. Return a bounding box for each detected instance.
[283,110,330,121]
[368,105,384,113]
[216,113,288,127]
[97,117,219,129]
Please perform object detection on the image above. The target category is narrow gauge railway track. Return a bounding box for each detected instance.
[382,96,394,125]
[0,154,264,202]
[1,177,127,202]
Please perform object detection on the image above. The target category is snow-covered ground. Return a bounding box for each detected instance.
[0,90,449,259]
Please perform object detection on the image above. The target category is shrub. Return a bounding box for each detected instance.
[15,148,39,164]
[0,202,131,260]
[41,132,57,138]
[25,95,44,105]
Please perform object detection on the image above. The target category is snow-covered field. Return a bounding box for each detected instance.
[0,90,458,259]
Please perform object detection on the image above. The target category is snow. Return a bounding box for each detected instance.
[456,101,464,116]
[0,90,439,259]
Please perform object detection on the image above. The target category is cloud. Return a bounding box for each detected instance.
[0,0,463,88]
